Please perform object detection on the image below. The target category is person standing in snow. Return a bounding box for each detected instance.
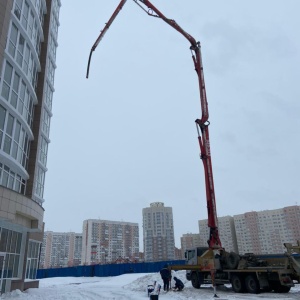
[160,264,171,291]
[173,276,184,291]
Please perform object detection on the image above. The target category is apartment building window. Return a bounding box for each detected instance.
[39,135,48,165]
[21,1,29,30]
[52,0,60,20]
[8,24,18,57]
[16,34,25,67]
[37,0,44,26]
[1,60,34,127]
[14,0,22,20]
[10,72,20,109]
[18,82,26,117]
[0,163,26,194]
[29,53,37,88]
[28,11,34,39]
[1,62,13,101]
[42,108,51,138]
[33,21,40,55]
[47,59,55,86]
[45,81,53,110]
[51,11,59,39]
[23,45,30,74]
[49,34,57,61]
[3,114,14,155]
[0,105,6,148]
[35,166,45,198]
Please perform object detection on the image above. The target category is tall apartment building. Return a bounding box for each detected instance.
[0,0,60,293]
[234,205,300,254]
[180,233,203,258]
[39,231,82,269]
[198,216,238,253]
[142,202,175,262]
[81,219,139,265]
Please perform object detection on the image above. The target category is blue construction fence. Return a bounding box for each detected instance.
[37,260,185,279]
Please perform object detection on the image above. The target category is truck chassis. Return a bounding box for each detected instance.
[170,241,300,294]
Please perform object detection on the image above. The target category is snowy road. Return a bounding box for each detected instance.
[1,271,300,299]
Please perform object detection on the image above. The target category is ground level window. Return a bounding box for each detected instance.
[26,240,40,279]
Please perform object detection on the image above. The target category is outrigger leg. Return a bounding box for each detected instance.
[211,269,219,298]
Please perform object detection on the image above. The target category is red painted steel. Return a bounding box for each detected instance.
[86,0,128,78]
[86,0,222,249]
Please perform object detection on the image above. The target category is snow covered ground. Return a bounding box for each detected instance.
[1,271,300,299]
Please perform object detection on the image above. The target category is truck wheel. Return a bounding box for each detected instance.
[191,272,201,289]
[245,275,260,294]
[231,275,245,293]
[226,252,240,269]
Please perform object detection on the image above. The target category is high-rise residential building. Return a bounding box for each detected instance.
[73,231,83,266]
[0,0,60,293]
[198,216,238,253]
[81,219,139,265]
[39,231,82,269]
[197,206,300,255]
[234,205,300,254]
[142,202,175,262]
[180,233,203,258]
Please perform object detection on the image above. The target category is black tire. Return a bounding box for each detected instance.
[226,252,240,269]
[231,275,246,293]
[191,272,201,289]
[245,275,260,294]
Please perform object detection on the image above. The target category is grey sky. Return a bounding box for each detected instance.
[43,0,300,248]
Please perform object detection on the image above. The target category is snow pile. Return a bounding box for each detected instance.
[1,271,300,299]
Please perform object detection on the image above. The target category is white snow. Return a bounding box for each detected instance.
[1,271,300,299]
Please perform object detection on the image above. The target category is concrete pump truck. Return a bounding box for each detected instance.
[86,0,300,296]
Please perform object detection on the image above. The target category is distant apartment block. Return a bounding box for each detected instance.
[174,247,182,260]
[198,216,238,253]
[142,202,175,262]
[234,205,300,254]
[39,231,82,268]
[197,206,300,255]
[180,233,203,258]
[81,219,139,265]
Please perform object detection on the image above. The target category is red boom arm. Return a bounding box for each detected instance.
[86,0,128,78]
[86,0,222,249]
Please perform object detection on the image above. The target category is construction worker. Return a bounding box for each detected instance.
[160,264,171,291]
[173,276,184,291]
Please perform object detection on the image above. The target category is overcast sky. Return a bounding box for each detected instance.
[43,0,300,248]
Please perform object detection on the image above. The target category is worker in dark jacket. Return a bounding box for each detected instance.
[173,276,184,291]
[160,264,171,291]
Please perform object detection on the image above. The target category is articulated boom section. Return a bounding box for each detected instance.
[86,0,128,78]
[86,0,221,249]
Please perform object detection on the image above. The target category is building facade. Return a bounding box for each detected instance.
[81,219,139,265]
[39,231,82,269]
[234,205,300,254]
[0,0,60,293]
[197,206,300,255]
[142,202,175,262]
[198,216,238,253]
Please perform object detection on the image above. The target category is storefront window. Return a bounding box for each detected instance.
[26,241,40,279]
[0,228,22,280]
